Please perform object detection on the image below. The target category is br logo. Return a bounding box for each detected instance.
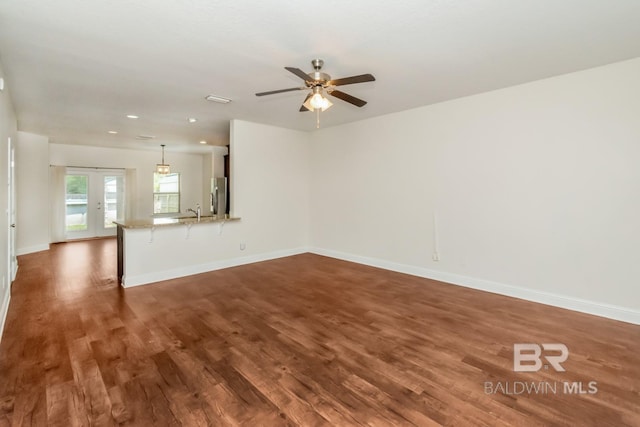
[513,343,569,372]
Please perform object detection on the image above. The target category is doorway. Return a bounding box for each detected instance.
[7,137,16,281]
[65,168,124,239]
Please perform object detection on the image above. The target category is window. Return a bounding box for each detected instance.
[153,173,180,213]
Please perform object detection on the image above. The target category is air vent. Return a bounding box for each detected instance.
[135,135,156,140]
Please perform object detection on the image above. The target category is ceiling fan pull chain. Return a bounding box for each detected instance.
[316,109,320,129]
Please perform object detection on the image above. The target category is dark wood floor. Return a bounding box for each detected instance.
[0,239,638,426]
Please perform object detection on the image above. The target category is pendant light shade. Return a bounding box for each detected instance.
[303,87,333,112]
[156,144,170,174]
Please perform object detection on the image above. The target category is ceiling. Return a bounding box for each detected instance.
[1,0,640,154]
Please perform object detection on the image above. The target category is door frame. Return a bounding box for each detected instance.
[7,137,17,282]
[65,168,124,240]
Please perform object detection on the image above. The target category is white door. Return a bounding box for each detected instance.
[65,169,124,239]
[7,137,17,281]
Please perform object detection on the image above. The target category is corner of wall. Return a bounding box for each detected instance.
[0,290,10,344]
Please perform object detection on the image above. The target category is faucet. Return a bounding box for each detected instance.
[187,204,201,220]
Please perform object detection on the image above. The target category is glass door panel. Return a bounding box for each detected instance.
[100,175,124,234]
[65,174,90,238]
[65,169,124,239]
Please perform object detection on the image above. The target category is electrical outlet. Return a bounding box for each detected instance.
[432,252,440,262]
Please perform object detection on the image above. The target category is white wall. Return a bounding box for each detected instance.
[0,59,18,340]
[310,57,640,322]
[202,152,213,214]
[49,144,205,219]
[16,132,49,254]
[230,120,310,255]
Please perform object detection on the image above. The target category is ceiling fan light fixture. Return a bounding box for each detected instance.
[319,97,333,111]
[310,92,324,109]
[304,87,333,112]
[256,59,373,123]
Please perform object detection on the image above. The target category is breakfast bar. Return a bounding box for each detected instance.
[114,215,241,287]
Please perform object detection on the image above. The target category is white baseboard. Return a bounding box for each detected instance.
[309,247,640,326]
[122,247,311,288]
[16,244,49,256]
[0,290,10,345]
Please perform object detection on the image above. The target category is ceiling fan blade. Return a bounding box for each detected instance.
[285,67,312,82]
[255,87,305,96]
[328,90,367,107]
[327,74,375,87]
[299,93,312,112]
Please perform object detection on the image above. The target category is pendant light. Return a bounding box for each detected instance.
[156,144,170,174]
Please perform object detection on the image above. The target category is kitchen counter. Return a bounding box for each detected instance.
[114,215,240,229]
[114,215,241,286]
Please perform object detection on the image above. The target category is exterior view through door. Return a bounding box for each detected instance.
[65,168,124,239]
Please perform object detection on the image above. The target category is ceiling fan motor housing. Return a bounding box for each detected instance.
[309,71,331,85]
[309,59,330,85]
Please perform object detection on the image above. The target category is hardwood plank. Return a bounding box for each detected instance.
[45,381,73,427]
[0,239,638,425]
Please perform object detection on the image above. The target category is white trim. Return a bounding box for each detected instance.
[309,247,640,326]
[0,290,10,344]
[16,244,49,256]
[122,247,311,288]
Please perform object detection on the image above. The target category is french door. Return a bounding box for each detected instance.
[65,168,124,239]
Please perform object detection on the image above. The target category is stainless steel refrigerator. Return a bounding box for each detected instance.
[211,177,227,217]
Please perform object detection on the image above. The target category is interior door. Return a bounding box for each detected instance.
[65,169,124,239]
[7,137,17,281]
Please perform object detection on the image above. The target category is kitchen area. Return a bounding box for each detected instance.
[115,175,242,287]
[14,120,311,291]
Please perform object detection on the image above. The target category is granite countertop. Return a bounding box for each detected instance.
[114,215,240,229]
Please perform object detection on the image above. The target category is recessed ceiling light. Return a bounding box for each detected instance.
[199,140,207,144]
[205,94,231,104]
[108,131,118,134]
[188,118,197,123]
[126,114,139,119]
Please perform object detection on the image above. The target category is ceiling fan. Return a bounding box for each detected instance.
[255,59,375,114]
